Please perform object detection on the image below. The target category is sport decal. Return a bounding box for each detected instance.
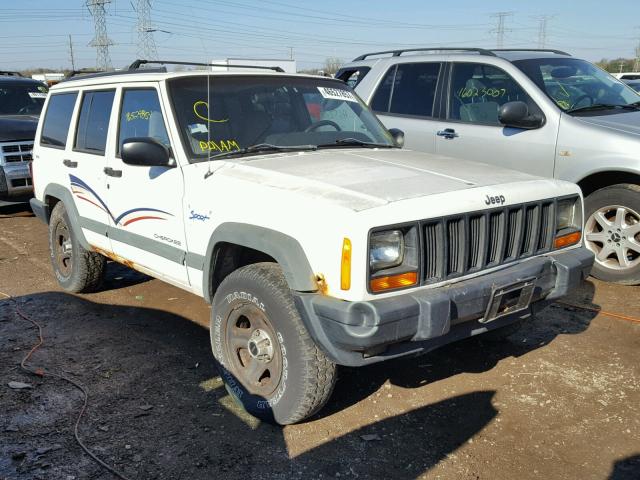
[69,174,173,227]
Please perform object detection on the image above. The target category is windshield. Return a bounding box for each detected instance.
[167,75,394,161]
[513,58,640,113]
[0,82,48,115]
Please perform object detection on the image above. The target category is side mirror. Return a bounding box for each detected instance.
[388,128,405,148]
[498,101,544,129]
[121,137,174,167]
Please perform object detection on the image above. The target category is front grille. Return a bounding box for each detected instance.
[1,143,33,163]
[422,199,556,284]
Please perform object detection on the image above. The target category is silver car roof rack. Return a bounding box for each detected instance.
[353,48,497,61]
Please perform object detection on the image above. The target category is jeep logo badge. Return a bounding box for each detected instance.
[485,194,506,206]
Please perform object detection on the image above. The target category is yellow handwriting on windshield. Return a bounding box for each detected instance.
[126,109,151,121]
[193,101,228,123]
[199,139,240,153]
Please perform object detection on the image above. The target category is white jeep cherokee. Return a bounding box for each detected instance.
[30,60,593,424]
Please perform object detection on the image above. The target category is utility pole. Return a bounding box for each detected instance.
[490,12,513,49]
[534,15,554,49]
[135,0,158,60]
[634,26,640,72]
[68,34,76,71]
[288,46,293,60]
[86,0,113,71]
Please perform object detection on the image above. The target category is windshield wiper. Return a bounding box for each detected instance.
[566,103,640,113]
[316,138,395,149]
[205,143,317,161]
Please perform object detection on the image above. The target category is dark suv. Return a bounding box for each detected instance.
[0,71,48,201]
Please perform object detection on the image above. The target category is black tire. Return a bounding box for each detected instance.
[210,262,336,425]
[480,319,523,342]
[48,202,105,293]
[584,184,640,285]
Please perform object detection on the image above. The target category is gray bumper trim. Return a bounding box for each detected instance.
[294,247,594,367]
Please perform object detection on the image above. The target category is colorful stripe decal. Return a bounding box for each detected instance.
[69,174,173,227]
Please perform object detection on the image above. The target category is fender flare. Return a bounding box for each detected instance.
[43,183,93,251]
[201,222,318,303]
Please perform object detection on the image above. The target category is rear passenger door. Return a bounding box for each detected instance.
[105,85,188,285]
[63,89,115,252]
[435,62,556,177]
[368,62,444,154]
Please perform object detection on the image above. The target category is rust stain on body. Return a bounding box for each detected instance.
[93,246,136,270]
[315,274,329,295]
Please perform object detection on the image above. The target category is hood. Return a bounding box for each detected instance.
[0,115,39,142]
[573,110,640,136]
[220,148,538,211]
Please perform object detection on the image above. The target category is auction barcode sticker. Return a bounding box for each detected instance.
[317,86,358,103]
[28,92,47,99]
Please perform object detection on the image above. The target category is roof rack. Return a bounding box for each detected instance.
[0,71,23,77]
[129,59,285,72]
[492,48,571,56]
[353,48,496,61]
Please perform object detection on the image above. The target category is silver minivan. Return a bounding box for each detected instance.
[340,48,640,284]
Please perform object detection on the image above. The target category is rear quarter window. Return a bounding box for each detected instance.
[74,90,115,154]
[336,67,371,88]
[40,92,78,148]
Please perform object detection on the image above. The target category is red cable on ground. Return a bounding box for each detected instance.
[0,291,133,480]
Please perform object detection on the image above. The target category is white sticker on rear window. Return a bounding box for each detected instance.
[317,86,358,103]
[28,92,47,99]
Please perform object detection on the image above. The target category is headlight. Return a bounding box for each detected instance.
[556,196,582,232]
[554,196,583,249]
[369,226,420,292]
[369,230,404,272]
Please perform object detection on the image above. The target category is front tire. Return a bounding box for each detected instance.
[210,262,336,425]
[48,202,105,292]
[584,184,640,285]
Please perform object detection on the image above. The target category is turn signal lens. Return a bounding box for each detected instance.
[370,271,418,292]
[554,231,581,249]
[340,238,352,290]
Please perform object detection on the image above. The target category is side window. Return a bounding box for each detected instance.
[40,93,77,148]
[75,90,115,154]
[370,65,396,112]
[118,89,170,153]
[448,63,537,125]
[370,63,442,117]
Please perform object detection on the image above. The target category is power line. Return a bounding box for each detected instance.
[135,0,158,60]
[490,11,513,49]
[86,0,113,70]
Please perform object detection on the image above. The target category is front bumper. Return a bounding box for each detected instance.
[294,247,594,367]
[0,163,32,200]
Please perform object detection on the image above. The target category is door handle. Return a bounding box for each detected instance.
[436,128,459,139]
[103,167,123,178]
[63,159,78,168]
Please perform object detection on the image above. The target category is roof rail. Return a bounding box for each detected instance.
[129,59,285,73]
[492,48,571,56]
[0,71,23,77]
[353,48,496,61]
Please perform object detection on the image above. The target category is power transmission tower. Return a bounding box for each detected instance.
[86,0,113,70]
[135,0,158,60]
[68,35,76,71]
[634,26,640,71]
[534,15,554,49]
[490,12,513,49]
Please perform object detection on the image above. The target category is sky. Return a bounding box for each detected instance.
[0,0,638,71]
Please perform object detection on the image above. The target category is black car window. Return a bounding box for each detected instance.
[40,92,77,148]
[336,67,371,88]
[448,63,538,125]
[118,89,170,154]
[0,82,48,115]
[75,90,115,154]
[371,62,442,117]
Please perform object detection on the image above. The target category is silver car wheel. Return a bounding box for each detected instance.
[585,204,640,271]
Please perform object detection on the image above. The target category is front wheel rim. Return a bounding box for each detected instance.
[585,204,640,271]
[223,303,283,398]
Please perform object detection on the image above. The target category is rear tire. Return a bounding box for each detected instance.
[584,184,640,285]
[210,262,336,425]
[48,202,105,293]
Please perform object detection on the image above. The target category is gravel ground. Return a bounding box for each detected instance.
[1,203,639,480]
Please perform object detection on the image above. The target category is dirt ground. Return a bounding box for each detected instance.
[1,202,639,480]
